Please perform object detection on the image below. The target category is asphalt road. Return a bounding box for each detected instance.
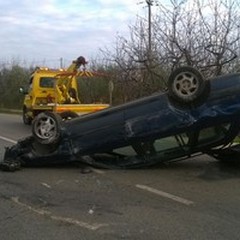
[0,113,240,240]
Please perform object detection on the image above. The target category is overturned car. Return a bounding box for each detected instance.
[2,66,240,170]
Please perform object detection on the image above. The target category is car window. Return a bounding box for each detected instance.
[112,146,137,156]
[154,133,189,152]
[198,123,230,144]
[112,133,190,158]
[39,77,55,88]
[154,136,179,151]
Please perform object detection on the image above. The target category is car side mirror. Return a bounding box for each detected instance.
[19,87,28,94]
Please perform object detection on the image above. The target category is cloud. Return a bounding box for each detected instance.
[0,0,145,66]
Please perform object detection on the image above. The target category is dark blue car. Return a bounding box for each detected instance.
[2,67,240,170]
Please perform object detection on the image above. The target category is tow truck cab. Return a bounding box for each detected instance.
[20,58,109,124]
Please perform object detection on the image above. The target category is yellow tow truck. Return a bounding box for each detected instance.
[20,56,109,124]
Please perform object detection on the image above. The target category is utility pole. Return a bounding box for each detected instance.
[60,57,63,68]
[146,0,153,57]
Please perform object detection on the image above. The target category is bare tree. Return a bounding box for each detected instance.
[101,0,240,103]
[154,0,240,75]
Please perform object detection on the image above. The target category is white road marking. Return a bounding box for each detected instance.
[12,197,51,215]
[11,197,108,231]
[55,180,65,185]
[90,168,105,175]
[0,136,17,144]
[41,182,52,189]
[136,184,194,206]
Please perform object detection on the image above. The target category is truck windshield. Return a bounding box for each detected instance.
[40,77,55,88]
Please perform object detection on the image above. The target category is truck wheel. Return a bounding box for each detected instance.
[60,111,79,121]
[23,107,32,125]
[32,112,62,145]
[167,66,210,107]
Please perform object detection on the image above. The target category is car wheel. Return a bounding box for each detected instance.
[32,111,62,145]
[23,107,32,125]
[167,66,210,107]
[60,111,79,121]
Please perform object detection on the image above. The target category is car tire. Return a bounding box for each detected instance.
[23,107,32,125]
[60,111,79,121]
[32,111,62,145]
[167,66,210,107]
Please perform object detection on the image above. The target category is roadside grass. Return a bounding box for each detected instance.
[0,108,22,115]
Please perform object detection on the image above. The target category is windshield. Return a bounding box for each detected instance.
[39,77,55,88]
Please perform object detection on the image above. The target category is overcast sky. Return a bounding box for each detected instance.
[0,0,148,67]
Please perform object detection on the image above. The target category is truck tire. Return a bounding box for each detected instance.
[23,107,32,125]
[167,66,210,107]
[32,111,62,145]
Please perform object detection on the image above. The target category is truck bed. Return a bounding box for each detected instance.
[54,103,109,115]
